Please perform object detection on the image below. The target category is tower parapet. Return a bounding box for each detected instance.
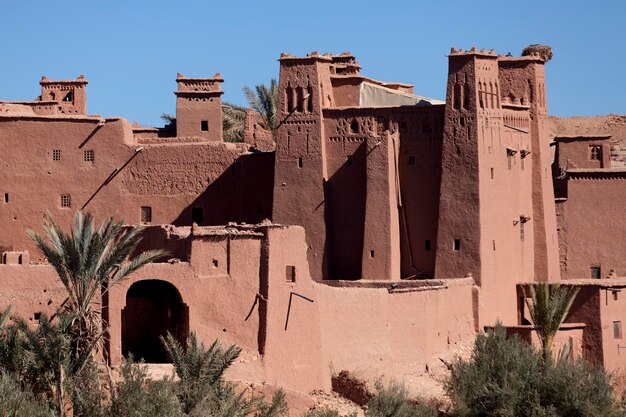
[40,75,88,115]
[175,73,224,141]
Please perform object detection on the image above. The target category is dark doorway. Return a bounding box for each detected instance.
[192,207,204,225]
[122,280,189,363]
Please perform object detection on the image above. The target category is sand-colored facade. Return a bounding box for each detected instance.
[1,46,625,395]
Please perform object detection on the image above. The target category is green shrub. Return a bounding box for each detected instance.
[108,357,184,417]
[0,371,55,417]
[366,380,438,417]
[305,408,358,417]
[446,323,626,417]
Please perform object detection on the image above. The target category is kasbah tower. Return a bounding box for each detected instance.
[2,44,626,401]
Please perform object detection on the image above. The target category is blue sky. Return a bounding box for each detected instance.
[1,0,624,127]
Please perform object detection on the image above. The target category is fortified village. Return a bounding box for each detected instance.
[1,45,626,398]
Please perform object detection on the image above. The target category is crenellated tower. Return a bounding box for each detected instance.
[40,75,88,114]
[175,73,224,140]
[272,52,335,281]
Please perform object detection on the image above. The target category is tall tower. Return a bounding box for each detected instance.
[40,75,88,115]
[498,53,559,283]
[272,52,335,281]
[175,73,223,141]
[435,48,537,326]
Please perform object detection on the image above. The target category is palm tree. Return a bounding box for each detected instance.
[222,102,247,142]
[28,211,167,369]
[243,79,279,139]
[524,282,579,364]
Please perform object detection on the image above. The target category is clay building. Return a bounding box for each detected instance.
[1,46,626,399]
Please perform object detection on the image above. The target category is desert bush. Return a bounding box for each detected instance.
[366,380,438,417]
[0,371,56,417]
[108,357,184,417]
[305,408,358,417]
[446,323,625,417]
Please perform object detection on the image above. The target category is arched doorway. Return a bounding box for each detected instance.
[121,280,189,363]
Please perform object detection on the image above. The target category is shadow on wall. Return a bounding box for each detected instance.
[172,152,275,227]
[324,142,367,280]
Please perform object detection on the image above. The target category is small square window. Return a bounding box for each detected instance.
[60,194,71,208]
[614,321,622,339]
[84,150,94,162]
[140,206,152,223]
[200,120,209,131]
[590,266,601,279]
[52,149,62,161]
[453,239,461,251]
[285,265,296,283]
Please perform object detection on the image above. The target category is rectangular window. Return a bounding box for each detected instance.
[590,266,601,279]
[200,120,209,131]
[589,145,602,161]
[140,206,152,223]
[298,157,303,168]
[454,239,461,251]
[614,321,622,339]
[490,168,494,179]
[84,150,94,162]
[3,193,7,203]
[285,265,296,283]
[425,240,431,251]
[520,222,525,241]
[52,149,62,161]
[60,194,71,208]
[192,207,204,225]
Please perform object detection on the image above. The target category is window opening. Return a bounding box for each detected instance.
[520,222,525,241]
[590,266,601,279]
[84,149,94,162]
[191,207,204,225]
[3,193,7,203]
[350,119,359,134]
[370,250,375,258]
[60,194,71,208]
[614,321,622,339]
[453,239,461,251]
[52,149,62,161]
[200,120,209,131]
[298,157,303,168]
[140,206,152,223]
[425,240,431,251]
[589,145,602,161]
[285,265,296,283]
[63,91,73,102]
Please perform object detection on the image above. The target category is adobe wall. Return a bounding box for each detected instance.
[556,174,626,279]
[0,116,274,256]
[316,278,476,380]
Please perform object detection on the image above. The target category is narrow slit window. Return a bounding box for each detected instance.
[425,240,431,251]
[370,250,375,258]
[84,149,94,162]
[590,266,601,279]
[3,193,7,203]
[298,157,303,168]
[192,207,204,225]
[614,321,622,339]
[520,222,525,241]
[60,194,71,208]
[200,120,209,131]
[453,239,461,251]
[52,149,62,161]
[491,168,494,179]
[285,265,296,283]
[140,206,152,223]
